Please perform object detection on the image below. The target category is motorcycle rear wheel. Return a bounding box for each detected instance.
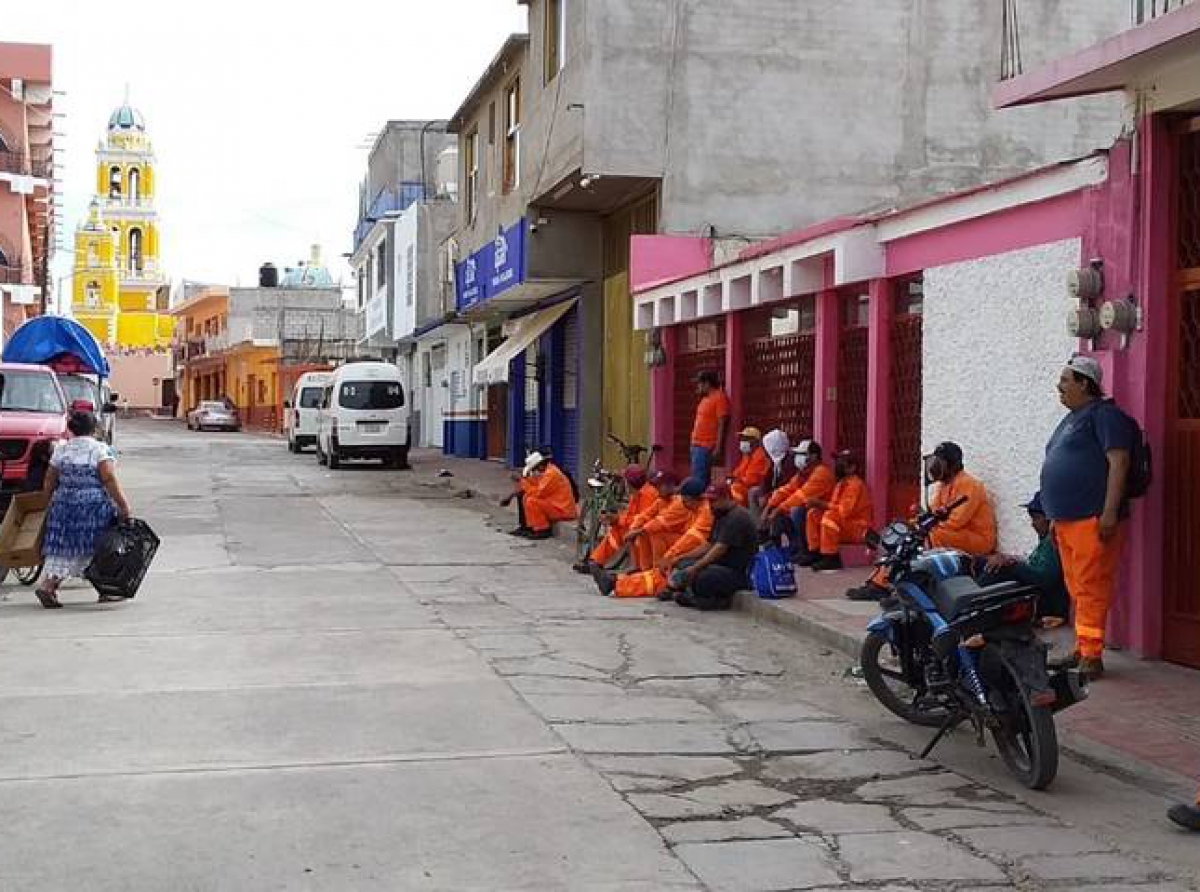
[860,631,948,728]
[990,660,1059,790]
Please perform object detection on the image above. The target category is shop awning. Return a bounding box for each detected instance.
[472,300,576,386]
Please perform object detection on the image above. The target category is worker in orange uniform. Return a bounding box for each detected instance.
[593,477,710,598]
[689,370,730,484]
[926,441,997,555]
[622,470,679,570]
[1040,355,1135,681]
[500,451,578,540]
[573,465,658,574]
[800,450,872,573]
[760,440,835,562]
[728,426,771,507]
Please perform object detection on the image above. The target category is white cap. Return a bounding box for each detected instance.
[1066,354,1103,387]
[522,451,546,477]
[791,439,814,454]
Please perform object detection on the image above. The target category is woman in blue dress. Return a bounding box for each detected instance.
[35,411,132,609]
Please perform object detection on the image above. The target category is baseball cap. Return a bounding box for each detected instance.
[704,482,733,500]
[1066,354,1103,387]
[932,441,964,467]
[738,426,763,440]
[1022,492,1045,515]
[679,477,706,498]
[791,439,815,454]
[623,465,647,487]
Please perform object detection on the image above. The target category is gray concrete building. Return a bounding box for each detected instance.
[448,0,1132,474]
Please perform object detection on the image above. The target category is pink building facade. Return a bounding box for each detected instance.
[632,5,1200,668]
[0,42,54,341]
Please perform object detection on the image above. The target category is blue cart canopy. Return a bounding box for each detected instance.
[2,316,111,378]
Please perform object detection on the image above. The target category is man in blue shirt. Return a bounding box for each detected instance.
[1039,355,1133,680]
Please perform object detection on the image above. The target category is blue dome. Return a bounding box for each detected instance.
[108,104,145,132]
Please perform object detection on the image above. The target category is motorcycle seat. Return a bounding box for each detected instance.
[931,576,1025,620]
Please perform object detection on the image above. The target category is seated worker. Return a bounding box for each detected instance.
[500,451,577,540]
[975,492,1068,626]
[728,427,771,508]
[761,440,835,560]
[669,483,759,612]
[747,429,793,520]
[926,441,997,555]
[801,450,872,573]
[573,465,658,574]
[623,470,679,570]
[593,477,710,598]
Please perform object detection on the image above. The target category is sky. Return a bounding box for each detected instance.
[4,0,527,302]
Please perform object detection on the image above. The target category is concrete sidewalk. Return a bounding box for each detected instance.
[414,447,1200,801]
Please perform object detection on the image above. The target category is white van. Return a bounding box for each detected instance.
[284,371,333,453]
[316,361,410,469]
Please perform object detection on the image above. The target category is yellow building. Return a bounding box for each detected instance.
[71,99,173,349]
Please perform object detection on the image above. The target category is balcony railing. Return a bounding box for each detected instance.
[102,195,156,210]
[0,261,29,284]
[1133,0,1193,24]
[0,151,52,179]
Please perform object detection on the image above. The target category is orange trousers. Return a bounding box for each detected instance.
[523,496,576,533]
[929,528,993,556]
[589,527,626,567]
[808,507,870,556]
[615,567,669,599]
[1054,517,1124,660]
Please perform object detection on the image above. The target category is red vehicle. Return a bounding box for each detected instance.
[0,362,70,496]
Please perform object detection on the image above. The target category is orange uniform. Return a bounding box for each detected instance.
[808,474,873,556]
[518,463,577,532]
[589,482,660,568]
[635,494,697,565]
[691,390,731,449]
[729,447,771,506]
[928,471,996,556]
[625,491,668,570]
[774,463,836,514]
[615,501,713,599]
[1054,518,1124,660]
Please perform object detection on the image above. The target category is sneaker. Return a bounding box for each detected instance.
[1167,803,1200,831]
[656,588,677,603]
[1078,655,1105,680]
[675,591,696,609]
[846,582,889,602]
[590,565,616,597]
[812,555,844,573]
[572,560,593,575]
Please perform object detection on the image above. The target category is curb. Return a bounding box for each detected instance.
[733,592,862,657]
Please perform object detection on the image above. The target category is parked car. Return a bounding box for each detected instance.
[284,371,332,453]
[57,373,117,443]
[316,361,409,469]
[0,363,71,496]
[187,400,241,432]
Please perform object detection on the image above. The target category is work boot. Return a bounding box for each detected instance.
[572,560,594,575]
[1167,803,1200,831]
[812,554,843,573]
[1078,655,1105,681]
[846,582,889,602]
[795,552,820,568]
[656,588,677,603]
[590,565,616,597]
[508,526,532,537]
[524,528,553,541]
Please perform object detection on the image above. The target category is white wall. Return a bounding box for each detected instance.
[922,238,1080,554]
[392,205,420,341]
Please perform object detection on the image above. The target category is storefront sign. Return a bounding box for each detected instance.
[455,219,527,311]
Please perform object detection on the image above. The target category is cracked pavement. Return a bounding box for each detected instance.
[0,422,1195,891]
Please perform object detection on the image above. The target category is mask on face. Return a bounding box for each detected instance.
[794,454,809,470]
[739,441,753,455]
[835,461,848,479]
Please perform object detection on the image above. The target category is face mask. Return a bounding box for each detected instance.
[794,455,808,470]
[739,441,753,455]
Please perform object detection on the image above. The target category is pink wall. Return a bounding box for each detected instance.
[109,352,174,410]
[865,278,894,529]
[630,235,712,293]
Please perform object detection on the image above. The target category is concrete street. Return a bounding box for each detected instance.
[0,420,1196,891]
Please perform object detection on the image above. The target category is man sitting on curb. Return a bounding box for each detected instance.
[975,492,1068,627]
[667,483,759,612]
[760,439,834,562]
[593,477,710,598]
[801,450,872,573]
[500,451,577,540]
[573,465,657,575]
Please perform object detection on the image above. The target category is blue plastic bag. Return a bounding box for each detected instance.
[751,545,798,599]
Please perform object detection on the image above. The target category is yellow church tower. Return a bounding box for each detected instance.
[71,97,173,349]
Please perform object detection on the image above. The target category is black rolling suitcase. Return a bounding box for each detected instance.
[85,518,161,600]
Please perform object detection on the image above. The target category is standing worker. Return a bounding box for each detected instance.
[1040,355,1134,681]
[689,370,730,484]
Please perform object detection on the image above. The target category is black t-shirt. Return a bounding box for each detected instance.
[710,506,758,576]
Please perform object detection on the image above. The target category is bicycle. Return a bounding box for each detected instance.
[574,434,661,565]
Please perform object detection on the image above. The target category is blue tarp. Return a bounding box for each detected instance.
[2,316,111,377]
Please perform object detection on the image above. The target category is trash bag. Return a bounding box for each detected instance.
[750,545,798,600]
[84,518,160,600]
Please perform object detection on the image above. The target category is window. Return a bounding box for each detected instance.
[503,79,521,194]
[128,228,143,272]
[464,129,480,223]
[298,388,323,410]
[85,281,100,309]
[375,238,387,290]
[109,166,122,198]
[128,167,140,200]
[0,246,8,268]
[339,380,405,410]
[405,244,415,306]
[0,371,66,415]
[545,0,567,83]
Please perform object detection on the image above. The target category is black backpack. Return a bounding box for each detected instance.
[1104,402,1152,499]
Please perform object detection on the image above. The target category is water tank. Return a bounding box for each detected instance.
[436,146,459,199]
[259,262,279,288]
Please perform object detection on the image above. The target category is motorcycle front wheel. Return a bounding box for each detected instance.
[860,630,948,728]
[989,658,1059,790]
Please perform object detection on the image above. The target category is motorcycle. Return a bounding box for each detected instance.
[859,496,1089,790]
